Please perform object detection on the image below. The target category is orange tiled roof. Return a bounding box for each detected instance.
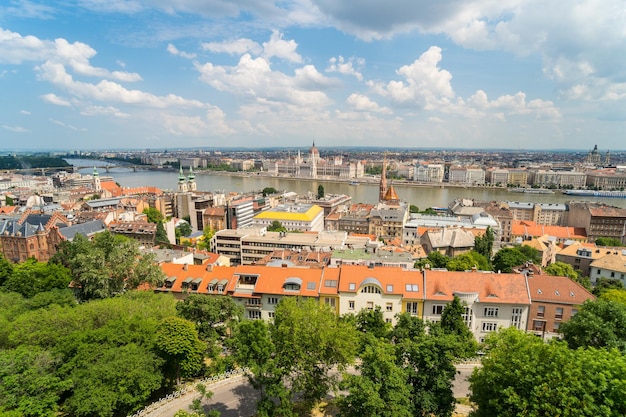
[231,265,323,297]
[511,220,587,240]
[0,206,17,214]
[425,270,530,305]
[526,274,595,305]
[337,264,423,299]
[100,180,123,197]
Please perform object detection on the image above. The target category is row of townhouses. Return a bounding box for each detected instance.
[156,262,594,342]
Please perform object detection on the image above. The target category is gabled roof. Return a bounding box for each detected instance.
[526,274,595,305]
[424,270,530,305]
[231,265,323,297]
[58,220,107,241]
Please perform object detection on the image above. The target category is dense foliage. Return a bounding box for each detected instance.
[0,155,70,170]
[470,328,626,417]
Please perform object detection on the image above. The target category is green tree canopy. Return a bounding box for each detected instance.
[595,237,625,247]
[51,231,164,301]
[197,226,216,251]
[143,207,164,223]
[492,247,531,273]
[1,259,71,298]
[176,295,243,344]
[560,298,626,352]
[267,220,287,233]
[469,327,626,417]
[446,251,491,271]
[474,226,494,259]
[155,316,206,385]
[414,251,450,269]
[317,184,325,199]
[261,187,278,196]
[593,277,624,296]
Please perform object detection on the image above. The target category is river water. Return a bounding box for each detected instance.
[67,159,626,209]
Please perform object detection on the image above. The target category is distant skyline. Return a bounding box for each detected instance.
[1,1,625,151]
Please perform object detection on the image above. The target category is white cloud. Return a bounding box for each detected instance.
[326,56,364,81]
[2,124,30,133]
[346,93,391,114]
[262,30,302,63]
[37,61,205,108]
[195,54,332,107]
[49,118,84,131]
[202,38,262,55]
[20,110,31,115]
[41,93,72,107]
[80,105,130,118]
[166,43,197,59]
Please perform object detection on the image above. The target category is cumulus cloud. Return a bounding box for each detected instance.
[262,30,302,63]
[346,93,391,114]
[195,54,333,107]
[326,56,364,81]
[41,93,72,107]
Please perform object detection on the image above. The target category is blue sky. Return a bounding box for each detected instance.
[1,0,625,151]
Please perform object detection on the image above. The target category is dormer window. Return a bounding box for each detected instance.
[283,277,302,291]
[207,278,218,292]
[361,285,381,294]
[165,276,176,289]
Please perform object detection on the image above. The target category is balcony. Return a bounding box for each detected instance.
[245,300,263,310]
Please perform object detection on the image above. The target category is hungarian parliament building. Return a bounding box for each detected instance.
[269,142,365,179]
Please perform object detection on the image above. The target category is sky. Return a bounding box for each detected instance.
[1,1,625,151]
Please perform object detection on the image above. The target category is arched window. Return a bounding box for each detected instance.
[361,285,381,294]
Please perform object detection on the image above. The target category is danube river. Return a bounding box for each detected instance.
[68,159,626,209]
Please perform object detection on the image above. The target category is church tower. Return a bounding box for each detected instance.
[379,153,388,202]
[177,166,188,192]
[187,166,197,191]
[92,166,102,192]
[310,141,319,179]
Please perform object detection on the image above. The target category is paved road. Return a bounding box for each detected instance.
[154,364,479,417]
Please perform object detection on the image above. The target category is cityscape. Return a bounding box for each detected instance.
[3,0,626,416]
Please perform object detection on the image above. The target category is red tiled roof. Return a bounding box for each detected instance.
[526,274,595,305]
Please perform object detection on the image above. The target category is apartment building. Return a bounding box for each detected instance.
[252,203,324,232]
[567,202,626,244]
[414,163,445,183]
[589,250,626,285]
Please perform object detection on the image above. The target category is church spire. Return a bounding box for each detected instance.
[379,153,388,202]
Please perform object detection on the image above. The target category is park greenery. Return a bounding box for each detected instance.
[4,222,626,415]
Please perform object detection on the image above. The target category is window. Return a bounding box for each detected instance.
[482,322,497,332]
[484,307,499,317]
[386,284,394,292]
[555,307,563,320]
[307,282,316,290]
[324,280,338,288]
[553,322,561,332]
[537,305,545,318]
[284,283,300,291]
[432,304,445,315]
[361,285,381,294]
[268,312,275,319]
[385,318,392,324]
[348,283,356,291]
[406,302,419,316]
[325,297,336,308]
[248,310,261,319]
[405,283,419,292]
[571,308,578,317]
[349,301,355,310]
[366,301,374,310]
[511,307,523,329]
[462,307,473,328]
[386,303,393,312]
[267,297,279,305]
[533,320,546,332]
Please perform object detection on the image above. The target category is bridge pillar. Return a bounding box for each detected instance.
[133,166,136,172]
[105,166,110,173]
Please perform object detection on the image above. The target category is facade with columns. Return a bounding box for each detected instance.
[271,142,364,179]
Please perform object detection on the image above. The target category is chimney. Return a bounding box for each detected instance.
[183,263,188,271]
[206,264,213,272]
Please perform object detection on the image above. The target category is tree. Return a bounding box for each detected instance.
[233,298,358,415]
[1,259,71,298]
[155,221,170,246]
[51,231,165,301]
[317,184,325,199]
[143,207,164,223]
[446,251,490,271]
[156,316,205,385]
[599,288,626,305]
[176,221,192,242]
[560,299,626,352]
[492,247,528,273]
[197,226,216,251]
[261,187,278,196]
[469,328,626,417]
[0,346,70,417]
[593,277,624,296]
[267,220,287,232]
[517,245,541,264]
[409,204,419,213]
[415,251,450,269]
[355,305,390,342]
[338,338,412,417]
[595,236,625,247]
[474,226,494,259]
[176,295,243,343]
[437,295,478,358]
